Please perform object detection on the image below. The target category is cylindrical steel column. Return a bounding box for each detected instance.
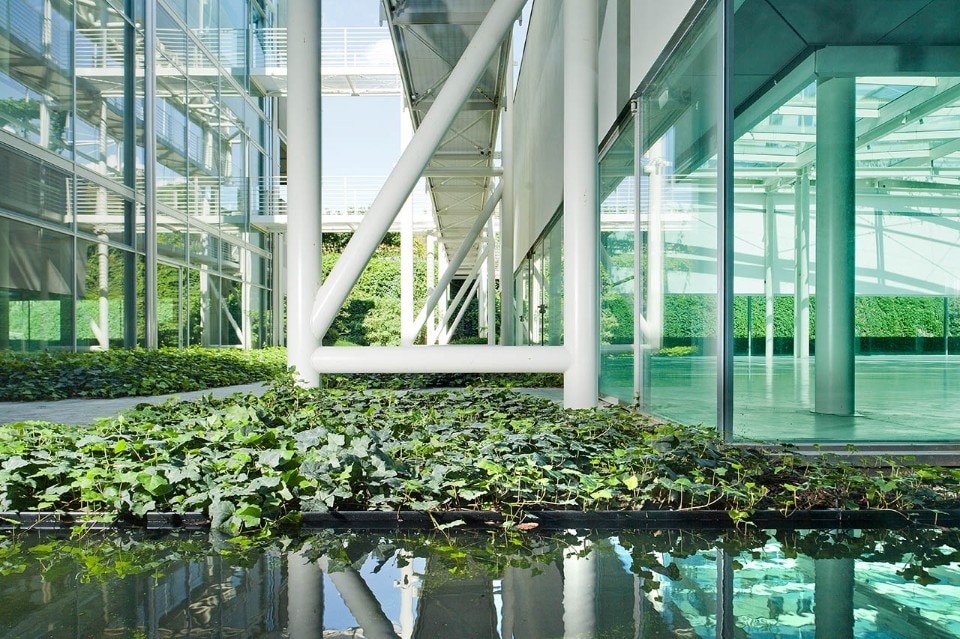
[500,47,516,345]
[764,192,776,359]
[815,76,856,415]
[143,0,158,349]
[400,102,416,346]
[563,0,600,409]
[794,168,811,358]
[286,0,322,385]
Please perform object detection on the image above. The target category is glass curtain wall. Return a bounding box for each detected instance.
[0,0,276,352]
[599,116,636,401]
[730,1,960,442]
[514,215,562,347]
[636,1,721,427]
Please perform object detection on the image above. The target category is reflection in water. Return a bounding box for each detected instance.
[0,527,958,637]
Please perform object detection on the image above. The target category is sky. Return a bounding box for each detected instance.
[321,1,401,177]
[321,0,532,179]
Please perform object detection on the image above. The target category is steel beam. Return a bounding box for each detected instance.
[312,345,569,374]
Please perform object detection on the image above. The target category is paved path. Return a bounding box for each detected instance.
[0,383,271,425]
[0,384,562,426]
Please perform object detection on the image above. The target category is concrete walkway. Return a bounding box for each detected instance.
[0,384,563,426]
[0,383,271,426]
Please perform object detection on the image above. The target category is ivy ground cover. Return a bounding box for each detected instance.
[1,383,958,533]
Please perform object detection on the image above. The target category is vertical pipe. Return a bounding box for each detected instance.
[400,102,415,346]
[287,0,322,385]
[98,234,110,350]
[718,0,735,440]
[815,76,856,416]
[438,243,449,337]
[123,0,136,348]
[764,192,776,359]
[426,235,436,344]
[563,0,600,409]
[486,218,497,343]
[794,168,811,358]
[500,45,516,345]
[143,0,158,349]
[633,99,644,407]
[311,0,527,340]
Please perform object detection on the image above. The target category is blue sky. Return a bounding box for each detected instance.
[321,0,400,177]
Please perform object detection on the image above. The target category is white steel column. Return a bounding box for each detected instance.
[438,243,450,335]
[143,0,158,349]
[405,183,502,342]
[646,144,665,352]
[96,233,110,350]
[563,0,600,408]
[436,246,489,343]
[485,217,496,343]
[400,102,416,346]
[815,76,856,416]
[311,0,526,342]
[443,276,483,344]
[426,235,437,344]
[500,45,516,345]
[764,191,776,358]
[794,168,810,358]
[317,557,398,639]
[287,0,322,385]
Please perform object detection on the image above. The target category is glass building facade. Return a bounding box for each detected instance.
[515,0,960,443]
[0,0,282,352]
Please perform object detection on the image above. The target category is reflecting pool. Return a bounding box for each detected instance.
[0,526,958,638]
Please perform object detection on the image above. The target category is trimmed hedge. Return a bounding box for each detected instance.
[0,347,287,401]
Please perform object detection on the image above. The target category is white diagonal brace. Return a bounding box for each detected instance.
[403,181,503,343]
[442,274,484,344]
[434,244,489,344]
[310,0,525,342]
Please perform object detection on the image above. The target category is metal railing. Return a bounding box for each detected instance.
[320,27,398,72]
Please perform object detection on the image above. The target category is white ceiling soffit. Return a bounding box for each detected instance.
[383,0,511,275]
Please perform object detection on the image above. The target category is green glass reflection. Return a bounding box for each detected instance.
[638,2,720,427]
[600,117,635,402]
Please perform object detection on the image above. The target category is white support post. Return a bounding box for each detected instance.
[500,46,516,346]
[400,102,416,346]
[563,0,600,408]
[815,76,856,416]
[143,0,158,349]
[794,168,810,358]
[405,183,503,343]
[486,217,497,344]
[764,191,776,359]
[287,0,322,385]
[443,275,483,344]
[310,0,526,343]
[426,235,437,344]
[96,233,110,350]
[646,143,665,352]
[437,246,489,343]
